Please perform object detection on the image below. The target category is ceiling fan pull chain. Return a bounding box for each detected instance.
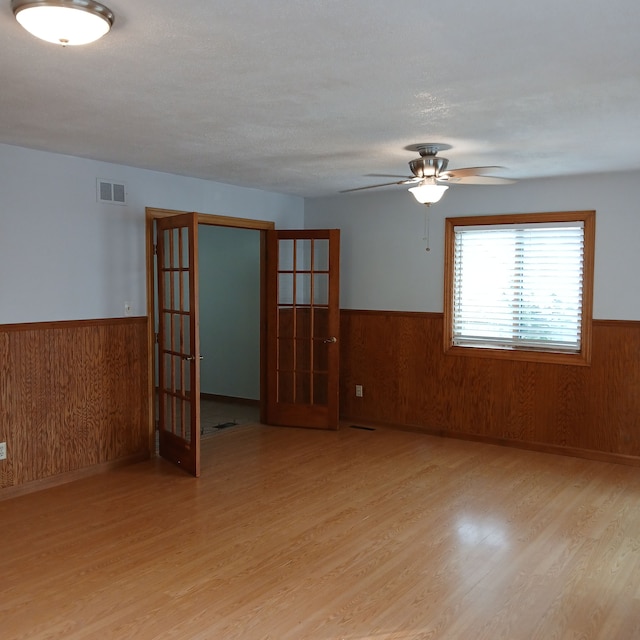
[423,209,431,252]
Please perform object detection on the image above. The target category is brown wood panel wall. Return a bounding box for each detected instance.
[0,318,150,492]
[340,310,640,463]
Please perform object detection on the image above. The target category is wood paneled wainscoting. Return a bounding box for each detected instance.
[0,318,150,499]
[340,310,640,465]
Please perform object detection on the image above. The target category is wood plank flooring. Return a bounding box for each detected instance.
[2,423,640,639]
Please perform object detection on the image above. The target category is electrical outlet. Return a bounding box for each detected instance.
[0,442,6,461]
[355,385,363,398]
[124,302,132,316]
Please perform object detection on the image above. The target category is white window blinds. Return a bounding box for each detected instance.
[452,221,585,353]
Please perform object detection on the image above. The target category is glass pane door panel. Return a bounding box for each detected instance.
[278,273,294,305]
[313,273,329,305]
[277,337,294,371]
[174,398,183,437]
[163,394,172,433]
[278,239,294,271]
[183,315,190,354]
[162,392,193,438]
[172,229,180,267]
[294,307,312,338]
[183,360,191,394]
[181,229,189,268]
[182,272,190,311]
[173,272,181,310]
[165,230,174,268]
[162,229,171,269]
[163,273,172,310]
[295,373,311,404]
[162,314,172,349]
[278,371,294,404]
[277,307,295,339]
[313,339,329,372]
[172,315,182,353]
[313,239,329,271]
[182,401,191,442]
[295,339,311,371]
[296,273,311,304]
[312,308,329,338]
[164,394,186,438]
[296,239,312,271]
[172,354,182,391]
[163,353,172,388]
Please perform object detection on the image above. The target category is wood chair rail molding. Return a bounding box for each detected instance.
[0,317,146,332]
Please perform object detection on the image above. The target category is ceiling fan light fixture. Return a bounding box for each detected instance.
[12,0,114,46]
[408,178,449,205]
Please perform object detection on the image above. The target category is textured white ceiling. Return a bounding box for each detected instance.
[1,0,640,197]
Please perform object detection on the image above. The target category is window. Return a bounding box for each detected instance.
[444,211,595,365]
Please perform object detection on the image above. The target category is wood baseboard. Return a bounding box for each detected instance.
[0,452,150,502]
[340,416,640,468]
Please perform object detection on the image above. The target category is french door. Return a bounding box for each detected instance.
[265,229,340,429]
[151,214,340,477]
[155,212,201,476]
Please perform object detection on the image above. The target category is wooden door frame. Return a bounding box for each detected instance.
[145,207,275,454]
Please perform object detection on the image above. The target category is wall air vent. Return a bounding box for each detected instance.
[97,179,127,205]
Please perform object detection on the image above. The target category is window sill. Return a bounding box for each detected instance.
[444,344,591,366]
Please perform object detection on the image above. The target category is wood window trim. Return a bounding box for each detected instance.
[443,210,595,366]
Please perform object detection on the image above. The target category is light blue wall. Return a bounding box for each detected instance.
[0,143,304,324]
[198,225,260,400]
[6,141,639,326]
[305,171,640,321]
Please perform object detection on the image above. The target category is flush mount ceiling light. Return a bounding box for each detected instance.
[12,0,114,46]
[408,177,449,206]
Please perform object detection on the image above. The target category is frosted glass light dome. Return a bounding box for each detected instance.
[12,0,114,46]
[408,178,449,205]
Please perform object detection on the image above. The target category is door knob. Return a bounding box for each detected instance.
[323,337,337,344]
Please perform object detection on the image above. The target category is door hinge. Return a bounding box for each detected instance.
[154,332,159,344]
[153,244,158,256]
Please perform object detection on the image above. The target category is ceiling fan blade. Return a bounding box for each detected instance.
[367,173,414,179]
[441,175,516,185]
[340,178,418,193]
[441,166,505,179]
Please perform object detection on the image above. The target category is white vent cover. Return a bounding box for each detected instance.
[97,179,127,205]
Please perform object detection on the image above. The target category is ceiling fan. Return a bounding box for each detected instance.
[342,143,515,205]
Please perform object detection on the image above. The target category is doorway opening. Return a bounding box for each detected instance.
[146,209,341,477]
[198,224,262,437]
[145,208,274,467]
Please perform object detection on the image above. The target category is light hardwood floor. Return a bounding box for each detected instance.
[3,423,640,639]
